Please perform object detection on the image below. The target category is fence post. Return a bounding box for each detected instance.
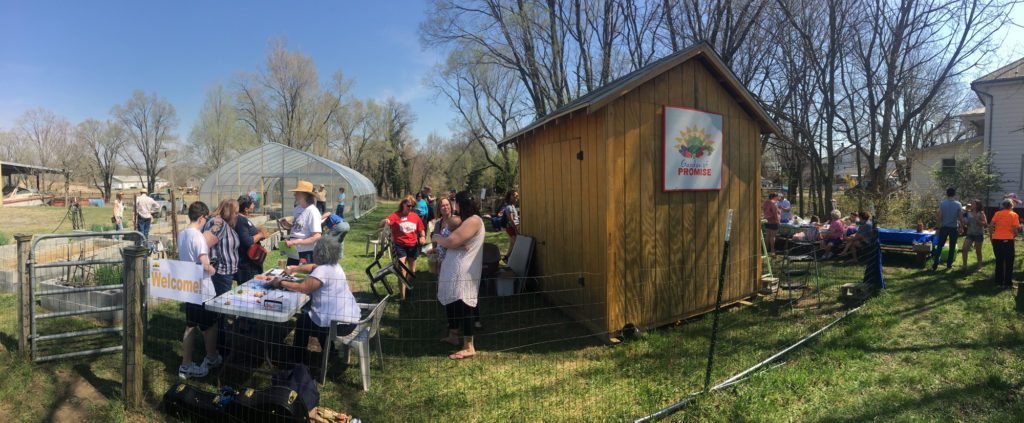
[122,245,147,409]
[16,233,32,353]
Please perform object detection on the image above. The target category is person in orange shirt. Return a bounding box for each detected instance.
[988,198,1020,288]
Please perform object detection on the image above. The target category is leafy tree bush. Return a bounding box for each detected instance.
[930,151,1002,204]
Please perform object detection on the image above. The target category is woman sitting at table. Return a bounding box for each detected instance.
[838,211,875,264]
[271,237,360,365]
[820,210,845,259]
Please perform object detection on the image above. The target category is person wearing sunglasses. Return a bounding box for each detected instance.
[381,195,427,298]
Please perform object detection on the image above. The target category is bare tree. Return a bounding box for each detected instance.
[432,47,530,189]
[189,82,250,173]
[845,0,1010,196]
[77,119,126,201]
[112,90,178,194]
[233,38,340,153]
[15,108,75,192]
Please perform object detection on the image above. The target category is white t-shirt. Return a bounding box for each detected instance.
[290,204,323,253]
[177,227,216,300]
[308,263,360,327]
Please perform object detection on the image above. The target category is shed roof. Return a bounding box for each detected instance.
[500,43,782,147]
[0,161,63,177]
[973,56,1024,85]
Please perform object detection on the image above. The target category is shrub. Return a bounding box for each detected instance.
[0,232,9,246]
[94,264,123,286]
[89,223,114,232]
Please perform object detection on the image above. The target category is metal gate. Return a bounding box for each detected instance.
[27,231,145,363]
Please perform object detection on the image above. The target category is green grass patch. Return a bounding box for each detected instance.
[1,206,1023,421]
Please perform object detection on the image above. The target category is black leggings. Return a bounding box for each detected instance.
[445,300,475,337]
[291,312,356,364]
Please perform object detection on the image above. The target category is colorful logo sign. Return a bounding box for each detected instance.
[663,106,723,191]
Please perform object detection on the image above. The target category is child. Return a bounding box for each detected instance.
[178,201,222,380]
[806,215,821,242]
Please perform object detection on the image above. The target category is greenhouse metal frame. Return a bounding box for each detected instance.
[198,143,376,220]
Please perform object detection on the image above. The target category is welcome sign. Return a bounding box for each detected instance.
[663,106,723,191]
[149,259,215,304]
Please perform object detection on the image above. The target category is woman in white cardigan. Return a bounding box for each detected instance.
[432,191,485,360]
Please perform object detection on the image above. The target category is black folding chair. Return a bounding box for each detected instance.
[364,233,413,298]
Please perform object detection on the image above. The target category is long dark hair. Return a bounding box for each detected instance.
[455,191,479,219]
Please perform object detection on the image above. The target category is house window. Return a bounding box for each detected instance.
[941,158,956,173]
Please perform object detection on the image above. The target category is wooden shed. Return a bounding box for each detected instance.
[500,43,781,338]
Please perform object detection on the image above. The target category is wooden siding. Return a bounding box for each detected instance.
[518,57,763,337]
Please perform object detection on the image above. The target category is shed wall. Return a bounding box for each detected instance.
[606,59,761,332]
[519,58,762,336]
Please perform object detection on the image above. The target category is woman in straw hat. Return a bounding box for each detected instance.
[279,180,323,265]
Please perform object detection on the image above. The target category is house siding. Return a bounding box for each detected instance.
[981,79,1024,205]
[909,140,982,197]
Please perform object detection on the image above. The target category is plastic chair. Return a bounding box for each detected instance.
[321,295,391,390]
[365,228,384,257]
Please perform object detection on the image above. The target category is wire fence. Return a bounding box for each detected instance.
[5,217,932,421]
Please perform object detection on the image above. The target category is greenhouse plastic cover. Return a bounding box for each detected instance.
[198,143,376,220]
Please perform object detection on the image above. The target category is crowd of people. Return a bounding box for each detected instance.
[764,187,1024,288]
[175,179,360,380]
[173,180,512,379]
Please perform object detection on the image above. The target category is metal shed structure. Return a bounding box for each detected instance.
[199,143,376,220]
[500,43,782,339]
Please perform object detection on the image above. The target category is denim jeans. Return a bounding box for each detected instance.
[210,272,235,296]
[136,217,152,240]
[335,204,345,219]
[932,226,959,268]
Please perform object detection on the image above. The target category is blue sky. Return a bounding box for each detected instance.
[0,1,452,142]
[1,1,1022,146]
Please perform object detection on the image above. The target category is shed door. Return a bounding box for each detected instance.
[538,136,584,305]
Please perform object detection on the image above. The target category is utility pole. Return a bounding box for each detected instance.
[164,151,180,249]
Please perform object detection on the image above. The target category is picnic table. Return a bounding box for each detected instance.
[876,228,936,262]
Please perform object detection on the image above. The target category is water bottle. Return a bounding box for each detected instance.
[299,258,307,267]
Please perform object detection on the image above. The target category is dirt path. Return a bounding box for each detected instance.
[50,369,108,422]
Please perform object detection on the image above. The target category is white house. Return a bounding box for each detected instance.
[907,108,984,196]
[909,57,1024,206]
[973,57,1024,206]
[111,175,168,190]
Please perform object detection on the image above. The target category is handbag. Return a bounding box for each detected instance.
[248,243,268,265]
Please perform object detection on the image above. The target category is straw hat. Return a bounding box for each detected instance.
[288,180,315,194]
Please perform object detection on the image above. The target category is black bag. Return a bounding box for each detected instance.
[227,385,308,423]
[162,383,227,423]
[272,364,320,412]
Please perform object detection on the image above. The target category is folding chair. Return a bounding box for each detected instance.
[364,234,412,298]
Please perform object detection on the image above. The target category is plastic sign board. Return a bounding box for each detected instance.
[663,105,723,191]
[149,259,215,304]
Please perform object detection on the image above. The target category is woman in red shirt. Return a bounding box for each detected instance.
[989,199,1020,288]
[380,195,427,298]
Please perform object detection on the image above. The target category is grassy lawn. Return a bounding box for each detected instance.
[1,203,1023,421]
[0,205,121,238]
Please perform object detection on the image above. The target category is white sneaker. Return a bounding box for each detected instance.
[177,362,209,380]
[202,354,223,369]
